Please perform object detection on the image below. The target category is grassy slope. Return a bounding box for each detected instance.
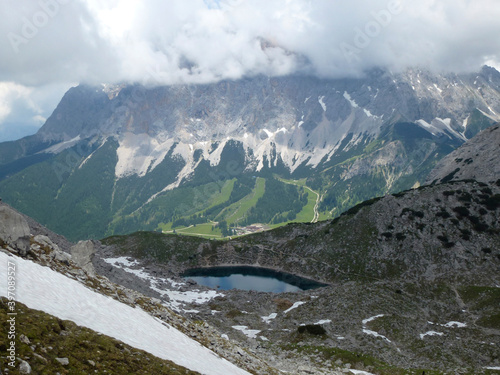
[222,177,266,225]
[0,298,200,375]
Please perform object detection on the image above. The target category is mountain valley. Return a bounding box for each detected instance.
[1,124,499,374]
[1,67,500,241]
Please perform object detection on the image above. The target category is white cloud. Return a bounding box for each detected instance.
[1,0,499,86]
[1,0,500,140]
[0,81,73,141]
[0,82,32,123]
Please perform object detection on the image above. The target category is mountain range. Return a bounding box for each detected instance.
[0,66,500,241]
[1,121,499,374]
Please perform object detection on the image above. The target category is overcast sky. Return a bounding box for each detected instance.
[1,0,500,141]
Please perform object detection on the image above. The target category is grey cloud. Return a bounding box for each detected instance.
[1,0,500,87]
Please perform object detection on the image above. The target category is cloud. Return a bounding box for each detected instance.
[1,0,499,87]
[0,81,73,141]
[1,0,500,140]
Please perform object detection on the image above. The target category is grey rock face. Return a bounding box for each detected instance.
[70,240,96,276]
[0,204,31,253]
[34,235,72,263]
[33,235,59,252]
[426,124,500,184]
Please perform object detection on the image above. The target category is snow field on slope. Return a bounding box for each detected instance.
[0,252,250,375]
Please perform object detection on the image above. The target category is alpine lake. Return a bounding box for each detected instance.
[182,266,327,293]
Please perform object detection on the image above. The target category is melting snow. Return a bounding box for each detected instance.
[462,115,470,136]
[433,84,442,93]
[232,326,261,339]
[444,321,467,328]
[315,319,332,325]
[0,253,250,375]
[103,257,223,311]
[284,301,306,313]
[262,129,274,138]
[350,370,376,375]
[429,320,467,328]
[363,109,375,118]
[362,314,385,325]
[318,96,327,111]
[261,313,278,324]
[362,314,390,342]
[420,331,444,339]
[343,91,359,108]
[363,329,391,343]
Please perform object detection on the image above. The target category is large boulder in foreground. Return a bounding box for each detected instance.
[0,203,31,255]
[70,240,96,276]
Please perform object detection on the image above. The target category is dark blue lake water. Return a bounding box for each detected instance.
[182,266,327,293]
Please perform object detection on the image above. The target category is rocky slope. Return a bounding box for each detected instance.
[1,119,500,374]
[0,202,281,375]
[1,68,500,240]
[99,179,500,373]
[98,123,500,373]
[426,124,500,184]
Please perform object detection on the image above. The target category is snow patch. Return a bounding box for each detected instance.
[343,91,359,108]
[461,115,470,136]
[420,331,444,339]
[444,321,467,328]
[362,314,385,325]
[232,326,261,339]
[315,319,332,325]
[0,253,250,375]
[284,301,306,313]
[363,329,391,343]
[318,96,327,112]
[416,119,439,135]
[262,129,274,138]
[350,370,376,375]
[433,83,442,93]
[363,108,375,118]
[362,314,390,342]
[261,313,277,324]
[103,257,223,312]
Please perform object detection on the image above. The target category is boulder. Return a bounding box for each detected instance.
[34,235,60,252]
[18,359,32,374]
[0,205,31,254]
[70,240,96,276]
[55,357,69,366]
